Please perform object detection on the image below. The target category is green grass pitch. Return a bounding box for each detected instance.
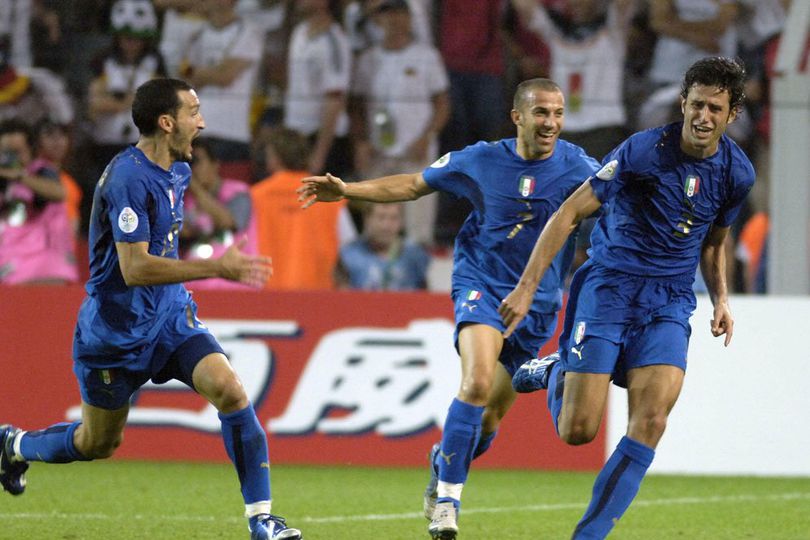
[1,461,809,539]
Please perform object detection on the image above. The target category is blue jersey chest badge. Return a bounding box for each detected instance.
[519,175,536,197]
[684,175,700,198]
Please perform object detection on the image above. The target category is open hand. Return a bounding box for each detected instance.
[297,173,346,209]
[218,237,272,288]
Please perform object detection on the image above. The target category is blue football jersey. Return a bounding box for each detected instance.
[423,138,599,312]
[74,146,192,367]
[588,122,755,277]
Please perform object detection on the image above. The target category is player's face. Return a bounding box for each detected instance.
[680,84,737,159]
[512,88,564,161]
[169,89,205,162]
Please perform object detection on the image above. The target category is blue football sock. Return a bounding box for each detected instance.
[219,403,271,504]
[18,422,89,463]
[572,436,655,539]
[546,361,564,434]
[472,430,497,459]
[437,398,483,492]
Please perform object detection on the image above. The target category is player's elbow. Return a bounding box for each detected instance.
[119,263,149,287]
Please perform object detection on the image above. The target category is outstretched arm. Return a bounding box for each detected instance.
[117,237,271,288]
[499,180,602,337]
[297,172,434,207]
[700,224,734,346]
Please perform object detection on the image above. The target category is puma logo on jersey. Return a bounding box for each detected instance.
[570,346,584,361]
[439,450,456,465]
[461,302,477,313]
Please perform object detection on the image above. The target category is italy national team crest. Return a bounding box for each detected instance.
[467,290,482,301]
[574,321,586,344]
[167,188,176,208]
[684,175,700,198]
[519,175,536,197]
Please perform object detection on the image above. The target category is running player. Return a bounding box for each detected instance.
[298,78,600,539]
[0,78,300,540]
[500,57,754,539]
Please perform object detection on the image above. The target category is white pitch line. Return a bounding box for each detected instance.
[301,491,810,523]
[1,492,809,525]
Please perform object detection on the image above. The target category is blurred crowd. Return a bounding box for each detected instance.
[0,0,801,293]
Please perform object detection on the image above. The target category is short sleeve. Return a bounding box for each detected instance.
[105,170,152,244]
[589,139,632,203]
[422,149,474,200]
[715,157,755,227]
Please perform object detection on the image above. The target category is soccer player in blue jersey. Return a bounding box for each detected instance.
[0,78,302,540]
[500,57,755,539]
[298,78,600,539]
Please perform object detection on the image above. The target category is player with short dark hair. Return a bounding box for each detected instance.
[500,56,754,539]
[298,77,600,539]
[0,77,301,540]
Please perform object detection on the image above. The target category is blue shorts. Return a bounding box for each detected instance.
[74,301,225,410]
[453,285,558,376]
[559,260,695,386]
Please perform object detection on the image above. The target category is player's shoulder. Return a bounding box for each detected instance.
[609,124,671,170]
[462,139,507,155]
[171,161,191,177]
[627,123,670,151]
[721,135,756,186]
[428,139,504,170]
[103,147,142,185]
[555,139,600,169]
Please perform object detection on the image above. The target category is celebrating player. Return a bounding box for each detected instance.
[298,78,600,539]
[500,57,754,539]
[0,78,301,540]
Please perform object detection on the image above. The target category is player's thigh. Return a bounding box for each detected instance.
[457,323,503,398]
[191,352,248,413]
[77,400,129,449]
[558,371,612,442]
[482,363,517,432]
[625,364,684,448]
[458,323,503,376]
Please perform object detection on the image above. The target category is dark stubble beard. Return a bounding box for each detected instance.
[169,129,192,162]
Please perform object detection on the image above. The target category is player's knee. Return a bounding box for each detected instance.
[628,412,668,443]
[558,418,598,446]
[80,433,123,459]
[209,375,249,413]
[458,375,492,405]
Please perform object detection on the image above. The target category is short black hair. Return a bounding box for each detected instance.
[513,78,563,110]
[131,78,193,136]
[680,57,747,114]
